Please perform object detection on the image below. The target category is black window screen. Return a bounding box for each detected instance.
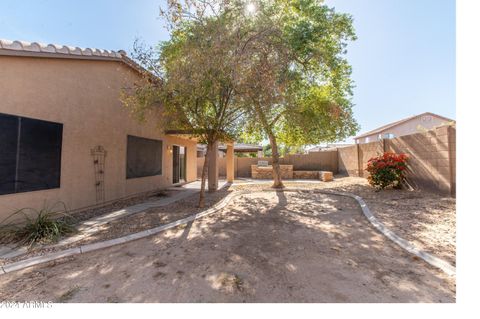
[0,113,63,195]
[126,135,162,179]
[0,114,18,195]
[17,118,63,192]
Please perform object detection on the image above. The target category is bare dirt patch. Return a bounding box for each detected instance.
[233,177,456,266]
[0,189,454,302]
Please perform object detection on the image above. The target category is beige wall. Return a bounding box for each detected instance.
[340,125,456,196]
[358,141,385,177]
[387,125,455,195]
[355,115,452,144]
[338,145,359,176]
[0,56,197,220]
[197,151,339,178]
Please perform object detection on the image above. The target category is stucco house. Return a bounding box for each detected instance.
[354,112,455,144]
[0,39,225,221]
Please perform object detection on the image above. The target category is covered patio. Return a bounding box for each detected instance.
[165,130,236,191]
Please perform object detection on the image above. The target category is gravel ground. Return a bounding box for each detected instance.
[68,189,174,224]
[0,189,173,245]
[0,190,454,302]
[0,189,231,265]
[72,189,233,246]
[233,177,456,265]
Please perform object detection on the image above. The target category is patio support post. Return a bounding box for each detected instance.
[226,143,234,183]
[208,141,219,191]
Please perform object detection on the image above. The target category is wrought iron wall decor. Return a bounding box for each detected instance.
[91,145,106,203]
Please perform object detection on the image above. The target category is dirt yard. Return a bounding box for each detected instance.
[233,177,456,265]
[0,187,455,303]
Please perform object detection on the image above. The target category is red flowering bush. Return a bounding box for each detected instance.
[366,152,408,190]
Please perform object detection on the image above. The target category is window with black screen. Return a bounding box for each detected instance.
[126,135,162,179]
[0,114,18,195]
[0,113,63,195]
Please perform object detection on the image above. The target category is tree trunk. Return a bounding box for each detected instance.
[198,145,210,208]
[268,133,284,189]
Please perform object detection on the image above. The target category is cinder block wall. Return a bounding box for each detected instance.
[197,126,456,196]
[338,125,456,196]
[449,126,456,195]
[197,152,339,178]
[359,141,385,177]
[386,125,455,195]
[338,145,359,176]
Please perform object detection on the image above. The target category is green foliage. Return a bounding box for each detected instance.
[0,202,76,248]
[263,144,272,157]
[121,9,247,144]
[279,85,359,145]
[366,153,409,190]
[123,0,359,189]
[259,143,305,156]
[124,0,359,147]
[236,152,257,158]
[238,0,359,147]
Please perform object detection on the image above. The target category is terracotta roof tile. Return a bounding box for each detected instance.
[0,39,153,79]
[0,39,124,59]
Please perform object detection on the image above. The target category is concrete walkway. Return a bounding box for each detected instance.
[0,180,228,259]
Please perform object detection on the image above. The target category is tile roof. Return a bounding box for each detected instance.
[354,112,455,140]
[0,39,125,59]
[0,39,151,77]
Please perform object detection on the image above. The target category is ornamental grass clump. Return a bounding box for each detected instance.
[0,202,76,248]
[366,152,408,190]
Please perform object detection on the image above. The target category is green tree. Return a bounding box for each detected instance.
[123,0,359,195]
[237,0,359,187]
[122,2,248,207]
[263,144,272,157]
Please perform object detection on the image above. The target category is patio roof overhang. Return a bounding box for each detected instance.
[164,130,234,144]
[164,130,200,142]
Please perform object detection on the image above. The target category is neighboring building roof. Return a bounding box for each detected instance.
[221,143,263,152]
[0,39,147,75]
[354,112,455,140]
[197,143,263,153]
[308,144,354,152]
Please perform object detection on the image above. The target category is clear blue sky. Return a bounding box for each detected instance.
[0,0,455,143]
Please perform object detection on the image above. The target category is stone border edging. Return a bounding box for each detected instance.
[282,188,456,277]
[0,186,246,275]
[0,183,456,277]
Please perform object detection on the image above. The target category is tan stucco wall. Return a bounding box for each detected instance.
[0,56,197,220]
[355,115,452,144]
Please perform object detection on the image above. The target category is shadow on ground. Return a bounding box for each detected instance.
[0,187,455,303]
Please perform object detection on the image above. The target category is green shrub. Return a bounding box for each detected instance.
[366,152,408,190]
[0,202,76,248]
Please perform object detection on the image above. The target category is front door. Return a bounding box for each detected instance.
[172,145,186,184]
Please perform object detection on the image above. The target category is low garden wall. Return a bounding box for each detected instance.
[251,165,293,179]
[292,171,319,179]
